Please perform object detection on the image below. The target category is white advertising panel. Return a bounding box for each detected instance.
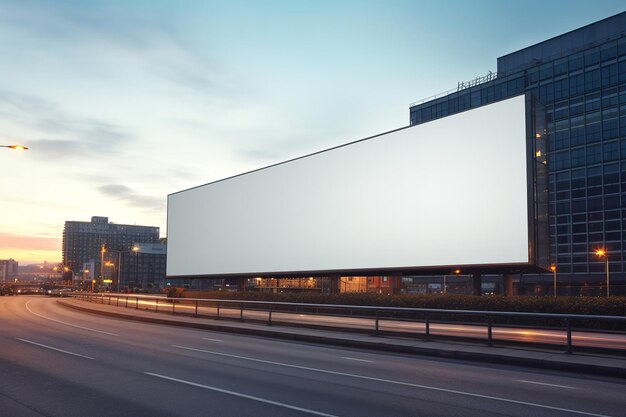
[167,95,529,277]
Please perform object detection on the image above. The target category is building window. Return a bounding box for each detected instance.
[554,150,570,170]
[571,148,585,167]
[603,141,619,162]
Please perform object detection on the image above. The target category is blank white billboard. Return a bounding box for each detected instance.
[167,95,529,277]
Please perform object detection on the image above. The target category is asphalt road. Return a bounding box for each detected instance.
[1,296,625,417]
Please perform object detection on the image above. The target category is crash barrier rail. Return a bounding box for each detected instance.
[72,293,626,354]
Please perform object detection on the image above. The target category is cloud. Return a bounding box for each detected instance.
[0,90,133,159]
[98,184,165,212]
[0,2,229,99]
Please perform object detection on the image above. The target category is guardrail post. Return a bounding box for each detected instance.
[116,295,119,307]
[135,297,139,309]
[108,294,111,305]
[425,314,430,338]
[487,316,493,347]
[240,303,244,322]
[172,299,175,315]
[156,298,159,312]
[125,296,128,308]
[375,310,379,335]
[216,302,220,320]
[566,318,573,354]
[195,300,198,318]
[268,305,273,326]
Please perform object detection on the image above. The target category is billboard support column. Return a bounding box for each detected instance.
[503,273,513,296]
[472,273,481,296]
[329,275,340,293]
[390,272,403,294]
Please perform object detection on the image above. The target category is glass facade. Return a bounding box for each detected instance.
[62,216,160,279]
[409,13,626,293]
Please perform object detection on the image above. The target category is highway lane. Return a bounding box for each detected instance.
[1,296,625,417]
[88,294,626,350]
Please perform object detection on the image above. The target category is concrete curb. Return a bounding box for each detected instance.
[58,299,626,379]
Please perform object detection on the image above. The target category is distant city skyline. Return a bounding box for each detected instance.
[1,1,625,264]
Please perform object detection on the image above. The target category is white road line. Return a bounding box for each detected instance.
[202,337,223,342]
[144,372,338,417]
[17,338,94,360]
[172,345,611,417]
[341,357,373,363]
[516,380,575,389]
[25,300,120,337]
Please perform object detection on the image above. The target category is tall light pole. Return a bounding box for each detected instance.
[595,249,610,297]
[83,269,90,290]
[1,144,28,150]
[549,265,557,297]
[100,243,106,291]
[63,266,75,287]
[113,245,140,293]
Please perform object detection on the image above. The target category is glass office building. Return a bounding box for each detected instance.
[409,13,626,295]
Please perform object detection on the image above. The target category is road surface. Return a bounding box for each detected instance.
[1,296,624,417]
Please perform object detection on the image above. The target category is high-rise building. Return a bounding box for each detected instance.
[0,259,18,283]
[409,13,626,294]
[62,216,160,283]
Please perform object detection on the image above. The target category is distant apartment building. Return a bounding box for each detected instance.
[62,216,161,285]
[117,242,167,291]
[0,259,18,283]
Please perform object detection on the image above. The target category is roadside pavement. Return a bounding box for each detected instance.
[58,297,626,378]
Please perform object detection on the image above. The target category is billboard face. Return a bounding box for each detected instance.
[167,95,530,277]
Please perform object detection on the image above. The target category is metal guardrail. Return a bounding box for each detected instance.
[72,293,626,354]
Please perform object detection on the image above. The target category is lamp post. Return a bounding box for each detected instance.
[595,249,610,297]
[83,269,90,290]
[100,243,106,290]
[1,144,28,150]
[550,265,557,297]
[109,245,140,293]
[132,245,140,290]
[63,266,75,287]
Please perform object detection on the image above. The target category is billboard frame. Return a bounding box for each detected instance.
[166,93,548,279]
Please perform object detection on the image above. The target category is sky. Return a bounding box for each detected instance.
[1,0,624,265]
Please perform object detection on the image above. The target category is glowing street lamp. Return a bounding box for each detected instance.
[62,266,75,286]
[111,245,141,293]
[595,249,610,297]
[1,144,28,151]
[549,265,557,297]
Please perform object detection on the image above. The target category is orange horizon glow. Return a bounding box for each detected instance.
[0,232,61,265]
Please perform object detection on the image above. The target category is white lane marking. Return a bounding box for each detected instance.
[17,338,94,360]
[516,380,575,389]
[172,345,610,417]
[202,337,223,342]
[145,372,338,417]
[341,357,373,363]
[25,300,120,337]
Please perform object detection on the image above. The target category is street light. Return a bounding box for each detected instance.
[1,144,28,150]
[108,245,141,293]
[595,249,610,297]
[550,265,557,297]
[100,243,106,289]
[83,269,90,290]
[63,266,75,287]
